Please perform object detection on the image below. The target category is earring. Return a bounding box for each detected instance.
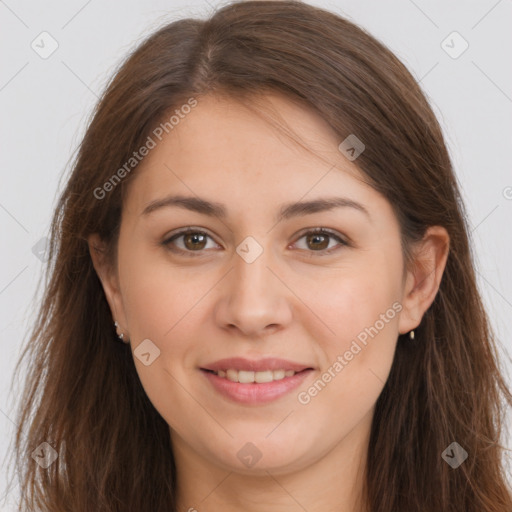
[114,321,129,343]
[409,330,415,340]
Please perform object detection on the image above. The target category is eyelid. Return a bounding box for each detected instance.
[290,227,349,256]
[161,226,349,257]
[162,227,220,257]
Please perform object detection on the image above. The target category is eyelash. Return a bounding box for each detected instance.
[161,227,349,258]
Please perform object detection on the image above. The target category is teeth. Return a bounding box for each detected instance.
[238,370,255,383]
[273,370,285,380]
[215,368,299,383]
[255,370,275,383]
[226,369,238,382]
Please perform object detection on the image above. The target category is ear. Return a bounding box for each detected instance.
[88,233,129,337]
[398,225,450,335]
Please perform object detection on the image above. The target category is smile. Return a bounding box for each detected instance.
[200,368,314,404]
[209,368,298,383]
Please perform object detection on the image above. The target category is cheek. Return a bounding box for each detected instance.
[302,262,401,403]
[118,243,198,339]
[312,267,400,345]
[117,247,208,377]
[297,291,399,433]
[122,272,202,432]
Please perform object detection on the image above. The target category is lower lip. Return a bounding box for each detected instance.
[200,368,314,404]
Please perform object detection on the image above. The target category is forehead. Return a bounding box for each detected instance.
[123,92,384,220]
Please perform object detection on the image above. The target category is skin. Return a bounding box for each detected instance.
[89,92,450,512]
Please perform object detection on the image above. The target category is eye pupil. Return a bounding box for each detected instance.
[308,233,329,250]
[184,233,207,250]
[165,228,344,257]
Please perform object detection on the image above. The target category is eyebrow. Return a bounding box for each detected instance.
[141,194,371,222]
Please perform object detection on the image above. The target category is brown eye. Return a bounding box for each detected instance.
[293,228,348,255]
[182,232,208,250]
[162,227,348,258]
[163,229,218,256]
[305,232,330,250]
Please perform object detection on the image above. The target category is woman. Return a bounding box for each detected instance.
[8,1,512,510]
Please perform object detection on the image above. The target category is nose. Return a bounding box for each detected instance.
[214,242,293,338]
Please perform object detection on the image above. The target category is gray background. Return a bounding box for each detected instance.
[1,0,511,508]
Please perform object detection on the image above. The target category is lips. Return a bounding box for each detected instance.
[199,357,316,404]
[214,368,298,384]
[201,366,314,404]
[200,357,313,373]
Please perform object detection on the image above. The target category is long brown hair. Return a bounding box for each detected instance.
[7,1,512,510]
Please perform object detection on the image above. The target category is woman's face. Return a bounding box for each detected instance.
[91,92,438,476]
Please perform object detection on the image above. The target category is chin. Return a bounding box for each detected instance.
[208,435,314,475]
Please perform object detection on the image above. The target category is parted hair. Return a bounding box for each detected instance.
[8,1,512,510]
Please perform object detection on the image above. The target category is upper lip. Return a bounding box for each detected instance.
[201,357,314,373]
